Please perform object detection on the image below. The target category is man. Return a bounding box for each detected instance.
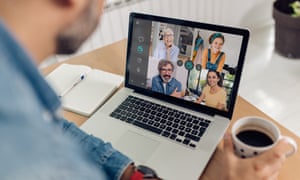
[0,0,133,179]
[151,60,182,98]
[153,28,179,62]
[0,0,291,179]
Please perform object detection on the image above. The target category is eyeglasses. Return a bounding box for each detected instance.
[164,33,174,37]
[160,68,173,72]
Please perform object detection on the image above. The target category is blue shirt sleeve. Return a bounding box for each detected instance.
[58,118,133,180]
[0,21,132,180]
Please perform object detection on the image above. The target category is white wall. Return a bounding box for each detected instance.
[41,0,274,67]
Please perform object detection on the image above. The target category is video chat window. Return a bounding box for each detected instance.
[127,17,244,112]
[145,21,243,112]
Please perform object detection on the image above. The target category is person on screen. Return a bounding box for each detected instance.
[196,70,227,110]
[0,0,291,179]
[153,28,179,62]
[201,32,226,72]
[151,60,182,98]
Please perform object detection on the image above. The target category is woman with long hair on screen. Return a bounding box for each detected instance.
[196,70,227,110]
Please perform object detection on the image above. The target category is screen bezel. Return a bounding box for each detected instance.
[125,12,249,119]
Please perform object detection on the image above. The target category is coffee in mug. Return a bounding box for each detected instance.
[231,116,297,158]
[237,130,274,147]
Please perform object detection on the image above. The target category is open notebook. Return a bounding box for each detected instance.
[46,63,124,116]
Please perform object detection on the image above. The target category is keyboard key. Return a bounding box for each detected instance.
[185,134,200,142]
[171,129,178,134]
[132,121,162,134]
[162,131,170,137]
[170,134,177,140]
[183,139,190,145]
[179,121,186,126]
[166,127,172,131]
[176,138,182,143]
[200,121,209,127]
[191,130,198,135]
[154,122,160,127]
[185,128,192,133]
[178,125,185,131]
[178,131,185,136]
[189,143,196,148]
[160,119,167,124]
[159,124,166,130]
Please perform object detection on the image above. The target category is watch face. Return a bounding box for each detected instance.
[136,165,159,179]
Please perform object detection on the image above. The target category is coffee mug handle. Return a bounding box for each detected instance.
[280,136,298,157]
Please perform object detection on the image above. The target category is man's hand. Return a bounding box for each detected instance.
[200,132,289,180]
[170,88,183,98]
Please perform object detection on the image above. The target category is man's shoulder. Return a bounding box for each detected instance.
[152,75,161,82]
[171,78,181,85]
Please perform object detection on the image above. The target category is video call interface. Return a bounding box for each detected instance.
[127,17,244,112]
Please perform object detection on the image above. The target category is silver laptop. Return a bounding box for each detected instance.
[81,12,249,179]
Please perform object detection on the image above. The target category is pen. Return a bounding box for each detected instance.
[59,72,87,98]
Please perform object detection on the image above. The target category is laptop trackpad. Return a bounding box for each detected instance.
[115,131,160,163]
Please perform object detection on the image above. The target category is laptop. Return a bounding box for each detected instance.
[81,12,249,179]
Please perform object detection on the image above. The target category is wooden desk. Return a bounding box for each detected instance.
[43,40,300,180]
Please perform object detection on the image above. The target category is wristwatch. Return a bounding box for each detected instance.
[130,165,161,180]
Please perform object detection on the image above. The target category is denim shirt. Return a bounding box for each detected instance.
[0,20,132,180]
[151,75,182,95]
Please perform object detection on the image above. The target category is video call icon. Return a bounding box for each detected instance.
[177,60,183,67]
[184,60,194,71]
[137,45,144,54]
[138,36,145,43]
[137,57,143,63]
[195,64,202,71]
[177,60,201,71]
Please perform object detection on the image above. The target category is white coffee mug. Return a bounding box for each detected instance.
[231,116,298,158]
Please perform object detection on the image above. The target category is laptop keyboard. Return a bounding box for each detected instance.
[110,95,211,148]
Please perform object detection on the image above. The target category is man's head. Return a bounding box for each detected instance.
[0,0,105,62]
[158,59,174,82]
[163,28,174,48]
[56,0,102,54]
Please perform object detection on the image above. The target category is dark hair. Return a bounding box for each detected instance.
[206,70,223,87]
[158,59,174,72]
[208,33,225,44]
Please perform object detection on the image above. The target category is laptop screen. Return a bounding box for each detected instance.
[125,12,249,119]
